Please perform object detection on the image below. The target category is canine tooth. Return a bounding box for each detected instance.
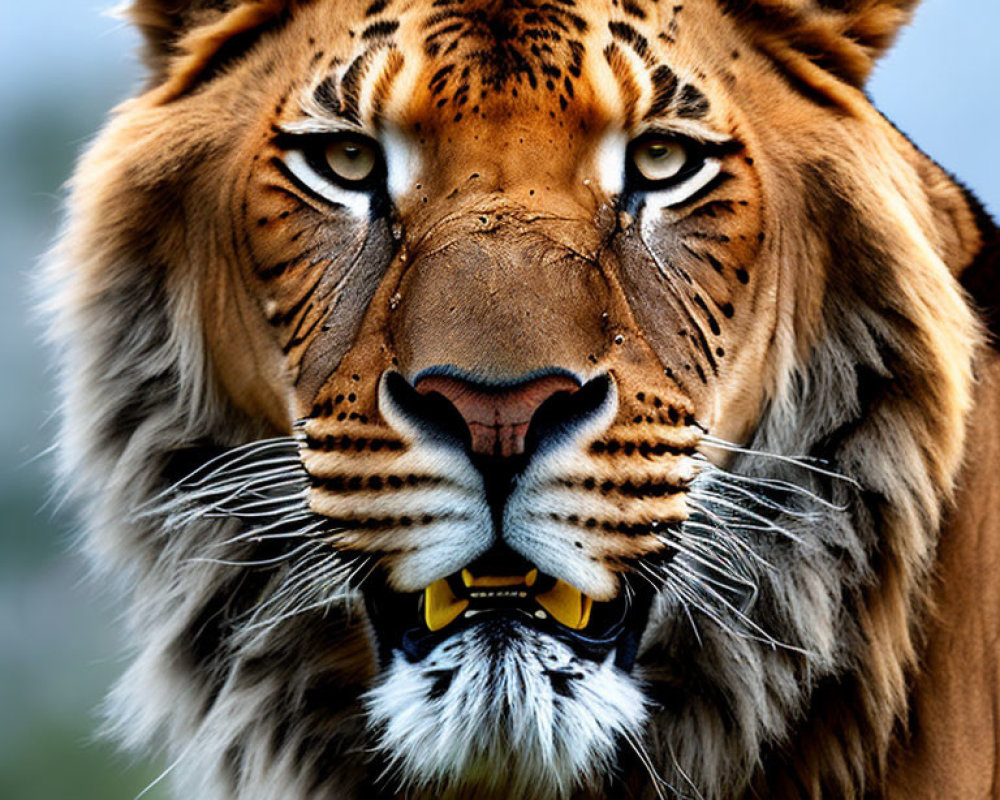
[519,592,527,598]
[535,579,594,630]
[425,579,468,632]
[535,610,548,619]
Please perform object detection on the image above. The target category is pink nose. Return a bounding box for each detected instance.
[414,374,580,458]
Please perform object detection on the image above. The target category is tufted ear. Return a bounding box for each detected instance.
[721,0,920,87]
[128,0,291,93]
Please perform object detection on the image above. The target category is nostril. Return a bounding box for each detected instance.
[525,374,614,454]
[414,373,581,458]
[381,371,472,448]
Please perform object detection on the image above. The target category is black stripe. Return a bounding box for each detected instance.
[645,64,678,119]
[361,19,399,40]
[268,157,347,211]
[608,20,654,65]
[676,83,709,118]
[365,0,390,16]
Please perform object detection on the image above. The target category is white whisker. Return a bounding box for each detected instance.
[700,434,859,486]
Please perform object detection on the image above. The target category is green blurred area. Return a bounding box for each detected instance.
[0,721,166,800]
[0,9,168,797]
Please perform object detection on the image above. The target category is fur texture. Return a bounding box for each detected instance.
[46,0,998,797]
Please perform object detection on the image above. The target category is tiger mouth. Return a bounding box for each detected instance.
[364,555,654,670]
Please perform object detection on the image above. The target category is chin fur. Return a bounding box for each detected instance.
[364,620,648,799]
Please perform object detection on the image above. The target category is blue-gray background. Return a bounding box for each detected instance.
[1,2,996,798]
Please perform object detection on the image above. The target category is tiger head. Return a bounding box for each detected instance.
[49,0,996,798]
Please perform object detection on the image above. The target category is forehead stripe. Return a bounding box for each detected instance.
[621,0,648,19]
[676,83,710,119]
[338,52,372,124]
[608,20,655,67]
[313,75,342,115]
[370,48,405,120]
[603,42,641,128]
[365,0,391,16]
[362,19,400,40]
[644,64,678,120]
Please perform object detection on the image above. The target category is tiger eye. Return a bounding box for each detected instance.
[632,139,687,182]
[325,139,377,183]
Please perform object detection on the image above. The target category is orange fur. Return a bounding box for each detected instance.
[49,1,999,796]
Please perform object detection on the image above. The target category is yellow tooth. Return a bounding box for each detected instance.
[462,569,535,587]
[535,579,593,630]
[424,578,468,632]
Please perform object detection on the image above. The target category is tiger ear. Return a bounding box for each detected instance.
[128,0,290,93]
[722,0,920,87]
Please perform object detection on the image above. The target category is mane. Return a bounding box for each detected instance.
[43,0,994,797]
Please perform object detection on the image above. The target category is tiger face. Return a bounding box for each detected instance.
[51,0,991,798]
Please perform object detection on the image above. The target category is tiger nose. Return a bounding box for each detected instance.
[414,373,581,458]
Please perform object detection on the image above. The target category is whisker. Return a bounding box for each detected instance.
[699,434,859,486]
[667,544,756,593]
[244,549,363,629]
[140,437,300,506]
[669,564,813,655]
[688,495,805,544]
[213,517,326,549]
[698,481,822,520]
[707,470,846,511]
[187,540,318,568]
[676,522,775,572]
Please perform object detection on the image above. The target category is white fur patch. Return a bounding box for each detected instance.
[595,130,628,196]
[364,621,648,798]
[382,125,420,202]
[640,157,722,226]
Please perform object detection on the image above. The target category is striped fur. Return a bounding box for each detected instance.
[45,0,998,797]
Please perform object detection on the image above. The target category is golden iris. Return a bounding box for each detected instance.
[633,139,687,182]
[324,139,377,183]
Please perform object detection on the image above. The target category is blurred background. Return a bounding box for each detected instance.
[1,1,997,798]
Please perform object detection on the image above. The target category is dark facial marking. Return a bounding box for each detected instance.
[608,20,655,66]
[621,0,648,20]
[365,0,391,15]
[427,670,456,700]
[420,0,589,105]
[676,83,709,118]
[361,19,400,40]
[645,64,678,119]
[603,42,641,126]
[313,75,341,114]
[340,51,375,124]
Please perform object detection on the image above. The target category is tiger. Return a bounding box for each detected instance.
[45,0,1000,797]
